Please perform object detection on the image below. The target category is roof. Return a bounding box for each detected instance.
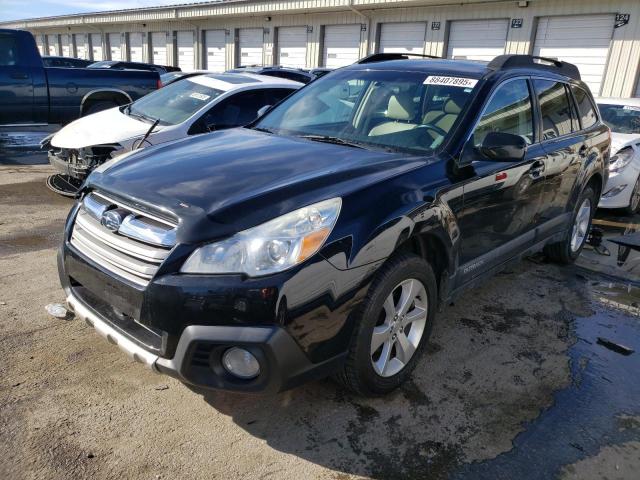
[347,58,490,78]
[595,97,640,107]
[188,72,302,91]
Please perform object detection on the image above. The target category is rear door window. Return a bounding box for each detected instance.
[571,85,598,129]
[203,90,269,129]
[533,79,574,140]
[0,34,19,66]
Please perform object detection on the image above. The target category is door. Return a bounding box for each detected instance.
[151,32,167,65]
[108,33,122,61]
[379,22,426,54]
[75,34,88,59]
[323,25,361,68]
[61,34,71,57]
[277,26,307,68]
[239,28,264,66]
[47,34,58,56]
[129,33,144,62]
[177,31,195,71]
[204,30,226,71]
[0,32,34,124]
[533,14,614,96]
[447,19,508,61]
[456,78,547,275]
[90,33,103,61]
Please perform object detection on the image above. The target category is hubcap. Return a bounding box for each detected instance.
[370,278,428,378]
[570,198,592,252]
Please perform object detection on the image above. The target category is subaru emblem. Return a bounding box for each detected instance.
[101,209,124,232]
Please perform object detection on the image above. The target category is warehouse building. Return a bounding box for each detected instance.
[2,0,640,97]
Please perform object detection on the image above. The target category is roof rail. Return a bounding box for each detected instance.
[357,53,442,64]
[487,55,581,81]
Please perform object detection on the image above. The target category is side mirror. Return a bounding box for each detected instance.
[257,105,271,118]
[479,132,527,162]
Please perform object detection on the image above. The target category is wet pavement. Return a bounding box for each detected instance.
[0,128,52,165]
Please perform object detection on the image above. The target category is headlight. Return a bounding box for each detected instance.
[180,198,342,276]
[609,147,634,173]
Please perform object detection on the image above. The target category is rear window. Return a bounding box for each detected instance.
[533,79,574,140]
[571,86,598,129]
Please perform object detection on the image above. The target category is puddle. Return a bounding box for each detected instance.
[452,279,640,479]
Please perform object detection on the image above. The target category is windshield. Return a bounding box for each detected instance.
[256,69,477,154]
[599,104,640,134]
[127,79,224,126]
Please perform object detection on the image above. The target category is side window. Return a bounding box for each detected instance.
[473,79,534,146]
[262,88,295,107]
[0,34,19,66]
[571,85,598,129]
[533,79,574,140]
[202,90,267,130]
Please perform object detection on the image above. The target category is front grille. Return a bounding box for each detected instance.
[70,192,177,287]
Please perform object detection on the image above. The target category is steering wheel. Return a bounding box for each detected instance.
[416,123,448,137]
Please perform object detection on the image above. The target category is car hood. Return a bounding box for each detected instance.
[611,132,640,154]
[51,107,161,149]
[87,128,428,243]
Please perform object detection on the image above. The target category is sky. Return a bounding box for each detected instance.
[1,0,205,22]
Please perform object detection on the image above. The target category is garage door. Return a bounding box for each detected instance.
[177,31,195,71]
[151,32,167,66]
[239,28,264,66]
[109,33,122,61]
[61,34,71,57]
[75,34,88,59]
[204,30,226,71]
[47,35,58,56]
[35,35,44,55]
[323,24,361,68]
[379,22,426,54]
[277,26,307,68]
[90,33,103,61]
[447,19,508,61]
[129,33,144,62]
[533,14,614,96]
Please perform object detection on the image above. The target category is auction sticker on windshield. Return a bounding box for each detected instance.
[189,92,210,101]
[424,76,478,88]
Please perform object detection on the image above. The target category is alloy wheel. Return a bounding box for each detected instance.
[570,198,592,252]
[630,176,640,213]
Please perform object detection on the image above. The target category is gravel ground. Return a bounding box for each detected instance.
[0,164,638,480]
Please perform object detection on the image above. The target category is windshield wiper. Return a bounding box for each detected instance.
[298,134,365,149]
[252,127,273,134]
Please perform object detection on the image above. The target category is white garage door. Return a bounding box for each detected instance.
[447,19,508,61]
[129,33,144,62]
[90,33,103,61]
[533,14,614,96]
[323,24,361,68]
[75,34,88,59]
[177,31,195,71]
[47,35,58,56]
[35,35,44,55]
[239,28,264,66]
[379,22,426,54]
[61,34,71,57]
[151,32,168,66]
[109,33,122,61]
[278,26,307,68]
[204,30,226,71]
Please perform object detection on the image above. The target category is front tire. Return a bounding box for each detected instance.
[335,253,437,396]
[83,101,118,116]
[624,175,640,215]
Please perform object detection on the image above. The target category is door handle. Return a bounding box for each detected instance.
[579,145,588,158]
[10,72,29,80]
[528,160,545,178]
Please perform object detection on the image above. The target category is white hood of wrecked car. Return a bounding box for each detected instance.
[611,132,640,154]
[51,107,158,149]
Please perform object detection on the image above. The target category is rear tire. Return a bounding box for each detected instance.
[544,186,596,264]
[334,253,437,396]
[83,101,118,116]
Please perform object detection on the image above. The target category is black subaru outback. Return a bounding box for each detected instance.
[58,54,609,396]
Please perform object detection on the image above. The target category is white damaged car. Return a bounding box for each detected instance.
[44,73,301,191]
[597,98,640,214]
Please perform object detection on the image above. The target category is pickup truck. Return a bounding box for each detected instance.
[0,29,160,127]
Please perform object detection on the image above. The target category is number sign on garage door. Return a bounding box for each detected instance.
[129,33,144,62]
[323,24,361,68]
[204,30,226,71]
[239,28,264,66]
[90,33,103,61]
[151,32,167,66]
[447,19,508,61]
[533,14,614,96]
[75,34,88,59]
[177,31,195,71]
[47,35,58,56]
[278,26,307,68]
[379,23,426,54]
[109,33,122,61]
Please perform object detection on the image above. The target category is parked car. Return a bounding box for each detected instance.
[45,73,301,187]
[0,29,160,126]
[596,98,640,214]
[88,60,180,74]
[160,70,206,87]
[42,55,93,68]
[309,67,333,79]
[227,65,316,84]
[58,54,609,396]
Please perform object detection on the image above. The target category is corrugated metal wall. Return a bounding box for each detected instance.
[10,0,640,97]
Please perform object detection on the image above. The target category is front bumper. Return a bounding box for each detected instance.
[598,166,640,209]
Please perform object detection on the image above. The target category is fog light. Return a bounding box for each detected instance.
[222,347,260,379]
